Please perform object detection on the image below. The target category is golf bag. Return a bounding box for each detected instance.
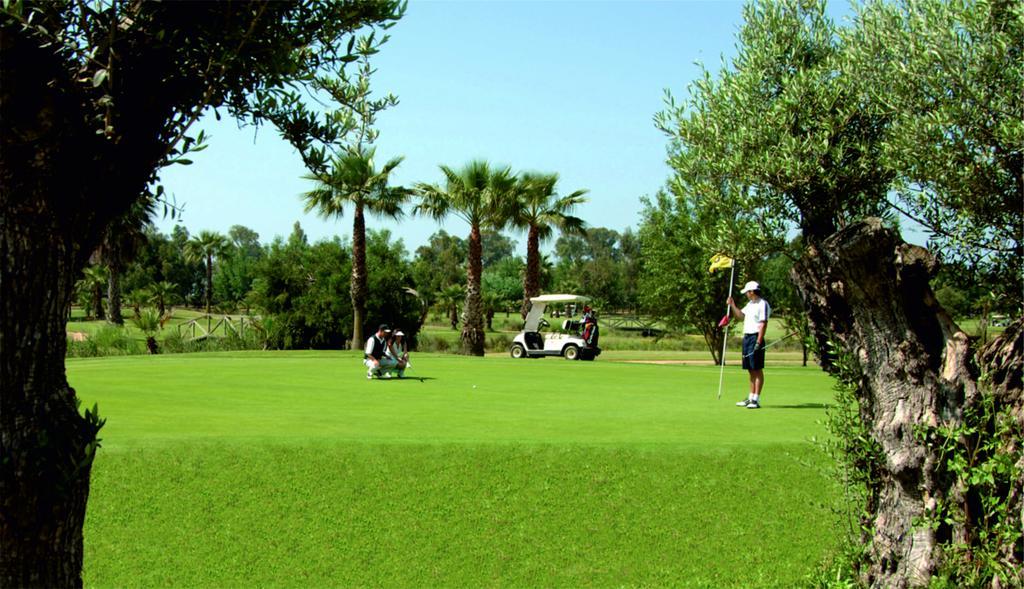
[582,321,599,347]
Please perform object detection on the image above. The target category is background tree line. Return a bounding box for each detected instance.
[75,217,649,352]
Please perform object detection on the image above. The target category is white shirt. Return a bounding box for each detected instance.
[387,341,405,359]
[742,298,770,335]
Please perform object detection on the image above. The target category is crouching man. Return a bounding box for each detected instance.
[365,324,397,379]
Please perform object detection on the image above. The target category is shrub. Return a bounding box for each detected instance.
[66,325,143,357]
[66,337,100,358]
[485,334,511,353]
[97,326,143,355]
[160,327,263,355]
[416,335,450,353]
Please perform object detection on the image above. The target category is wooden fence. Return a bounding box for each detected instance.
[176,314,260,341]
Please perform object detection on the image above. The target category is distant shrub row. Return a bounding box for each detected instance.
[66,327,264,358]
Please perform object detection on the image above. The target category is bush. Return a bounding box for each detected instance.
[160,327,263,354]
[416,335,450,353]
[66,337,100,358]
[485,334,511,353]
[66,325,143,357]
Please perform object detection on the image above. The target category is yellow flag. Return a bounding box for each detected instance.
[708,254,734,274]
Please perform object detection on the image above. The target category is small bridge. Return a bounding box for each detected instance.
[177,314,260,341]
[601,313,664,336]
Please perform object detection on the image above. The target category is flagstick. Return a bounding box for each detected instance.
[716,263,736,400]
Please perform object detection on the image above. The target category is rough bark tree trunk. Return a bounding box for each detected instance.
[107,263,123,325]
[462,223,485,356]
[792,219,979,588]
[977,317,1024,585]
[351,201,367,351]
[91,282,105,321]
[1,223,100,588]
[522,225,540,318]
[1,24,115,587]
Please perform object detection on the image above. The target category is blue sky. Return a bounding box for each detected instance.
[157,0,859,253]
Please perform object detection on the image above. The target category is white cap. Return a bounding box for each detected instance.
[394,330,405,336]
[740,281,760,294]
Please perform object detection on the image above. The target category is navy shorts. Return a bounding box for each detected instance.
[742,333,765,370]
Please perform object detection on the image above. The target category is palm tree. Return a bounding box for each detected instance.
[148,280,178,317]
[79,265,108,320]
[511,172,587,316]
[415,160,518,355]
[101,197,155,324]
[126,288,151,320]
[436,284,465,330]
[482,291,504,331]
[302,146,410,350]
[131,308,162,355]
[184,231,228,315]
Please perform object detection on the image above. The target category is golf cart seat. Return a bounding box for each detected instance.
[524,331,543,350]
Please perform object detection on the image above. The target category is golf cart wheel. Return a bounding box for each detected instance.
[510,343,527,359]
[563,344,580,360]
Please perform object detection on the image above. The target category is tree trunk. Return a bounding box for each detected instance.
[417,301,430,331]
[351,201,367,351]
[522,225,540,318]
[107,263,123,325]
[1,223,100,588]
[977,318,1024,585]
[0,25,123,585]
[702,325,723,365]
[792,219,978,588]
[462,223,485,356]
[91,283,105,320]
[204,254,213,315]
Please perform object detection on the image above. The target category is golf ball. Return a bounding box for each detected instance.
[472,385,477,389]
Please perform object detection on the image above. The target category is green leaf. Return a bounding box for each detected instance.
[92,69,108,88]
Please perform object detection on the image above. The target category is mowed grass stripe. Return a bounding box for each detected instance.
[69,351,833,448]
[84,443,837,588]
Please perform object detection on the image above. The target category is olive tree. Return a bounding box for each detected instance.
[656,0,1021,585]
[0,1,403,585]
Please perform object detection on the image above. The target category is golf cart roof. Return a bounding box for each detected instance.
[529,294,589,304]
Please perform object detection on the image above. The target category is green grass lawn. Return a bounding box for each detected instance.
[72,351,843,588]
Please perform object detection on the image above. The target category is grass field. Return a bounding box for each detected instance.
[72,351,844,588]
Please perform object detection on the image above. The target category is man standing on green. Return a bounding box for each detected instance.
[727,281,771,409]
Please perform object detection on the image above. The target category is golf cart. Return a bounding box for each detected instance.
[510,294,601,360]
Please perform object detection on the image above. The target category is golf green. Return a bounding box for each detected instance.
[72,351,843,588]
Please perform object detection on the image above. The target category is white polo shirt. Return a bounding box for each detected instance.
[742,298,771,335]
